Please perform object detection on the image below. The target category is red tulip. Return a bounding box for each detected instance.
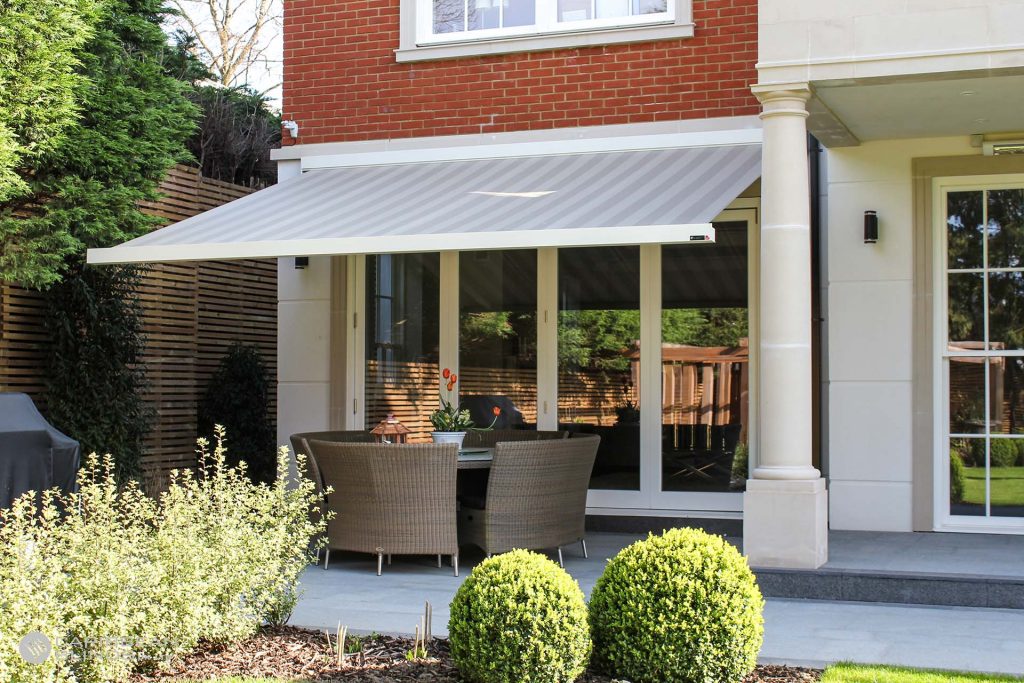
[450,373,458,383]
[447,381,455,392]
[442,368,451,379]
[492,406,501,416]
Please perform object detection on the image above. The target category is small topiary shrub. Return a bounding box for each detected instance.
[970,439,1019,468]
[448,550,590,683]
[950,449,967,504]
[589,528,764,683]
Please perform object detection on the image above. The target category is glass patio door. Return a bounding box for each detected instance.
[939,178,1024,530]
[348,202,757,516]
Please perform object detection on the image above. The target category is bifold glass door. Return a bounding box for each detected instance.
[940,179,1024,529]
[351,205,756,514]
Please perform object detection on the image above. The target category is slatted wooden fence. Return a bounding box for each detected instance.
[0,165,277,477]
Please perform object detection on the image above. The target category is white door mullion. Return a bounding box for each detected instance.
[347,255,366,430]
[537,248,559,431]
[639,244,661,505]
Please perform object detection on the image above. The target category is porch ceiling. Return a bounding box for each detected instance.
[87,141,761,265]
[808,71,1024,147]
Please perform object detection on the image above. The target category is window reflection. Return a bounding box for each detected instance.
[459,250,537,430]
[559,246,641,491]
[987,189,1024,269]
[365,254,441,441]
[946,185,1024,519]
[661,223,749,493]
[947,191,984,270]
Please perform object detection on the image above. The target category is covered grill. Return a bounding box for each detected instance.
[0,393,80,509]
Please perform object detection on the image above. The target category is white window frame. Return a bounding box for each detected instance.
[396,0,693,63]
[933,174,1024,534]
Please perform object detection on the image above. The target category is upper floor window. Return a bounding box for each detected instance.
[421,0,671,44]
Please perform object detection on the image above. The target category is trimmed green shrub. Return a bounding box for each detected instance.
[970,439,1019,468]
[589,528,764,683]
[198,343,276,483]
[449,550,591,683]
[731,441,749,488]
[950,449,966,504]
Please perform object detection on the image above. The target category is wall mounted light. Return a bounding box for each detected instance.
[864,210,879,244]
[282,120,299,139]
[294,256,309,269]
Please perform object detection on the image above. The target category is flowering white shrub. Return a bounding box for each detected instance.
[0,427,327,683]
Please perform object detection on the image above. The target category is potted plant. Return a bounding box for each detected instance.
[429,368,499,447]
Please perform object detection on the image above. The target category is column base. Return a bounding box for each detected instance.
[743,478,828,569]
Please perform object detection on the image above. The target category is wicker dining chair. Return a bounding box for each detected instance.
[290,430,376,564]
[458,435,600,567]
[309,441,460,576]
[462,429,568,448]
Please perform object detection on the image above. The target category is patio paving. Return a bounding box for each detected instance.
[290,531,1024,675]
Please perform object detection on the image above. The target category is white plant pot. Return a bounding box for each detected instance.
[431,431,467,448]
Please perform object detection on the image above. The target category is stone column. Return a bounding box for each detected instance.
[743,85,828,569]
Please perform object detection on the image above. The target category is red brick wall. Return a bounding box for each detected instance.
[283,0,758,144]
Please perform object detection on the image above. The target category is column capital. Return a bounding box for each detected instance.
[752,82,812,104]
[752,84,812,120]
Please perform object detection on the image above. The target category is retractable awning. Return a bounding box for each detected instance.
[87,140,761,265]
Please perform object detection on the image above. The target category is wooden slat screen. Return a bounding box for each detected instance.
[0,165,277,478]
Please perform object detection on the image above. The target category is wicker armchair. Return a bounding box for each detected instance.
[290,431,376,564]
[309,441,460,576]
[462,429,568,449]
[458,435,600,567]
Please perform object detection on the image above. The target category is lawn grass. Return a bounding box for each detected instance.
[961,466,1024,506]
[822,663,1024,683]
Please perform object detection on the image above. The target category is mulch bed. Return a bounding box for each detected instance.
[134,626,821,682]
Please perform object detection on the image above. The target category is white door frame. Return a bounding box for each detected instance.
[349,197,760,517]
[932,174,1024,534]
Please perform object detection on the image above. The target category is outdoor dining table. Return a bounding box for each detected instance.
[457,447,493,469]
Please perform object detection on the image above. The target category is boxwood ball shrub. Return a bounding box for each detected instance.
[970,438,1019,468]
[950,449,967,504]
[589,528,764,683]
[448,550,591,683]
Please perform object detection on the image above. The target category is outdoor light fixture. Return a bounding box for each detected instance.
[864,210,879,244]
[294,256,309,269]
[282,120,299,138]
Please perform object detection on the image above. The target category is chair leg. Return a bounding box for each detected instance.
[377,551,383,576]
[324,548,330,570]
[557,547,564,568]
[437,554,442,568]
[453,553,459,577]
[581,539,588,559]
[387,553,392,566]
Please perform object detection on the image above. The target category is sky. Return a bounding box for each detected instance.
[164,0,284,112]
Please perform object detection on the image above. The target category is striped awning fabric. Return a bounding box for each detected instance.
[87,142,761,264]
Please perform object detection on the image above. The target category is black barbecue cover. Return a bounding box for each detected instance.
[0,393,80,509]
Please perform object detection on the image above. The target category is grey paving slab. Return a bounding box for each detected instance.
[761,599,1024,676]
[289,532,1024,676]
[822,530,1024,578]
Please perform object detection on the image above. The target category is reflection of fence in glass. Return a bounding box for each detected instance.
[366,349,749,443]
[949,342,1024,435]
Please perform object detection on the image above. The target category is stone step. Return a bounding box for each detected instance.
[753,567,1024,610]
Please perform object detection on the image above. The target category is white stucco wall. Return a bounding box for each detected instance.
[276,256,333,448]
[824,136,975,532]
[758,0,1024,86]
[275,160,334,448]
